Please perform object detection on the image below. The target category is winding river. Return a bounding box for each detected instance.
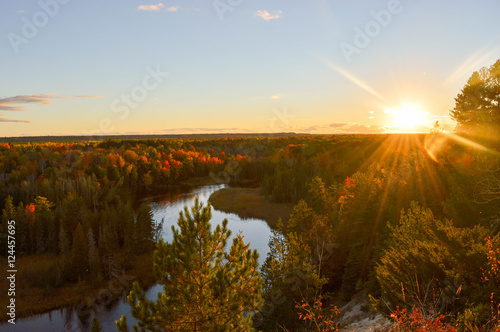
[1,184,272,332]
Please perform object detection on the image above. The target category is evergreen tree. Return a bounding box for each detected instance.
[374,202,497,315]
[260,230,327,330]
[1,196,16,254]
[33,196,56,254]
[59,222,70,257]
[68,222,89,281]
[91,316,103,332]
[116,198,263,332]
[122,200,135,252]
[450,58,500,143]
[134,203,155,253]
[1,196,15,224]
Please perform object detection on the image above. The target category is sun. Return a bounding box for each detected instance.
[386,105,426,131]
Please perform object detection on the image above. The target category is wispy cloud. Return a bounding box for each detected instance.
[0,116,31,123]
[138,3,165,11]
[254,10,283,21]
[16,10,24,14]
[0,94,102,123]
[137,3,180,12]
[329,122,348,128]
[166,6,180,12]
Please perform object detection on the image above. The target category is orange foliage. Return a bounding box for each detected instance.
[482,237,500,283]
[390,307,457,332]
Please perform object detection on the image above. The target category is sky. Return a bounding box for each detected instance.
[1,0,500,137]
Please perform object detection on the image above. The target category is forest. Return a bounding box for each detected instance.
[1,60,499,331]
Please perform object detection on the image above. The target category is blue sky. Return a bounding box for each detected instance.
[1,0,500,136]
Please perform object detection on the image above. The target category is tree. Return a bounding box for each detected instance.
[122,200,136,252]
[374,202,497,318]
[259,230,328,330]
[68,222,89,281]
[33,196,56,253]
[91,316,103,332]
[116,198,263,332]
[450,59,500,142]
[134,203,155,253]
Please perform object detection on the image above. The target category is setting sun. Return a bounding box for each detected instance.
[386,105,426,131]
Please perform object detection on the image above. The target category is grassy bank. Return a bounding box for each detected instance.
[209,187,294,228]
[0,251,155,321]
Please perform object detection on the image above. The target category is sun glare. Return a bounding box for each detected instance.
[386,105,426,131]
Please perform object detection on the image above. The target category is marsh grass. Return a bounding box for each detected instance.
[208,187,294,228]
[0,251,155,321]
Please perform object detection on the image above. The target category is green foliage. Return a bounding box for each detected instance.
[116,198,263,332]
[68,222,89,281]
[451,58,500,144]
[33,196,56,254]
[375,202,496,315]
[91,316,104,332]
[260,230,328,330]
[0,135,498,330]
[134,203,155,254]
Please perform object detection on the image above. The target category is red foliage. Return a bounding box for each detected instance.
[345,176,355,187]
[390,307,457,332]
[482,237,500,282]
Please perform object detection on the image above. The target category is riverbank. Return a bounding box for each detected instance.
[0,251,155,322]
[208,187,294,228]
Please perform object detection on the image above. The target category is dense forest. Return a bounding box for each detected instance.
[1,60,499,331]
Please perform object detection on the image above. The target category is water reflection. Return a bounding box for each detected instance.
[1,185,272,332]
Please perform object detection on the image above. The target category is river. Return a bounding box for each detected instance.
[0,184,273,332]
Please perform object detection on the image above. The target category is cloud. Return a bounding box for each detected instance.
[271,95,280,99]
[329,122,348,128]
[0,116,31,123]
[0,94,102,123]
[165,6,180,12]
[138,3,164,11]
[16,10,24,14]
[137,3,180,12]
[0,94,57,111]
[254,10,283,21]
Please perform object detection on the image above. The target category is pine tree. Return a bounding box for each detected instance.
[1,196,15,224]
[1,196,16,253]
[59,222,70,260]
[116,198,263,332]
[69,222,88,280]
[134,203,155,253]
[122,200,135,252]
[34,196,56,253]
[450,58,500,142]
[91,316,103,332]
[260,230,327,330]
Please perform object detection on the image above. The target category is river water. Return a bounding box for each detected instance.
[0,184,272,332]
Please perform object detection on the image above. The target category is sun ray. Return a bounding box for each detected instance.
[317,57,389,104]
